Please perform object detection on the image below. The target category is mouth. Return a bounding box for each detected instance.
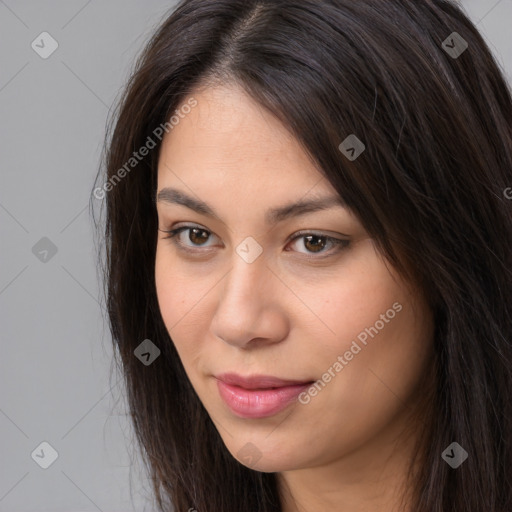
[216,372,315,389]
[215,373,315,419]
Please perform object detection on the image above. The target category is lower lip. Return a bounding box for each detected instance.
[216,379,312,419]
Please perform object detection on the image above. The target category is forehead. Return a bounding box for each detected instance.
[156,85,329,192]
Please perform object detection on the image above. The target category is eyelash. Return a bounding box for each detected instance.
[159,224,350,259]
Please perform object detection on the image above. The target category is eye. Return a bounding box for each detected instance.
[159,225,218,250]
[159,224,350,258]
[286,231,350,258]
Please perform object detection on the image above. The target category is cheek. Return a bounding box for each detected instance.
[290,243,408,357]
[154,248,204,359]
[325,295,431,422]
[293,244,433,411]
[294,280,433,460]
[155,251,180,326]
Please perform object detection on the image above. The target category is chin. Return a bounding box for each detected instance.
[238,454,300,473]
[223,435,308,473]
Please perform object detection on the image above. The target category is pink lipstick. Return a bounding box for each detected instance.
[215,373,314,419]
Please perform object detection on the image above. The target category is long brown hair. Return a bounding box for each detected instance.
[92,1,512,510]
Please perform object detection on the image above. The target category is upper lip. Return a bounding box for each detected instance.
[216,372,314,389]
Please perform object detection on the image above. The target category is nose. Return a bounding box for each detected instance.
[210,249,289,349]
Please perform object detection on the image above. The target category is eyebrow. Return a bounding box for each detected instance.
[156,187,346,225]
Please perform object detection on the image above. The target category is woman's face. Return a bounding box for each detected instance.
[155,84,434,473]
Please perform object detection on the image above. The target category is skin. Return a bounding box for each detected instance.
[154,83,435,512]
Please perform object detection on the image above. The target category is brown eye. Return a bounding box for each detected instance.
[302,235,327,253]
[287,232,350,258]
[187,227,210,246]
[159,225,217,249]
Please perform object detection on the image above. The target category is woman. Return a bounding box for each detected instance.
[92,0,512,510]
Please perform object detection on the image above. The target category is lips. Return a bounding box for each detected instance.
[215,373,314,418]
[217,372,313,389]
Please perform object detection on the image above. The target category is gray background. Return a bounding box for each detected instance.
[0,1,511,511]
